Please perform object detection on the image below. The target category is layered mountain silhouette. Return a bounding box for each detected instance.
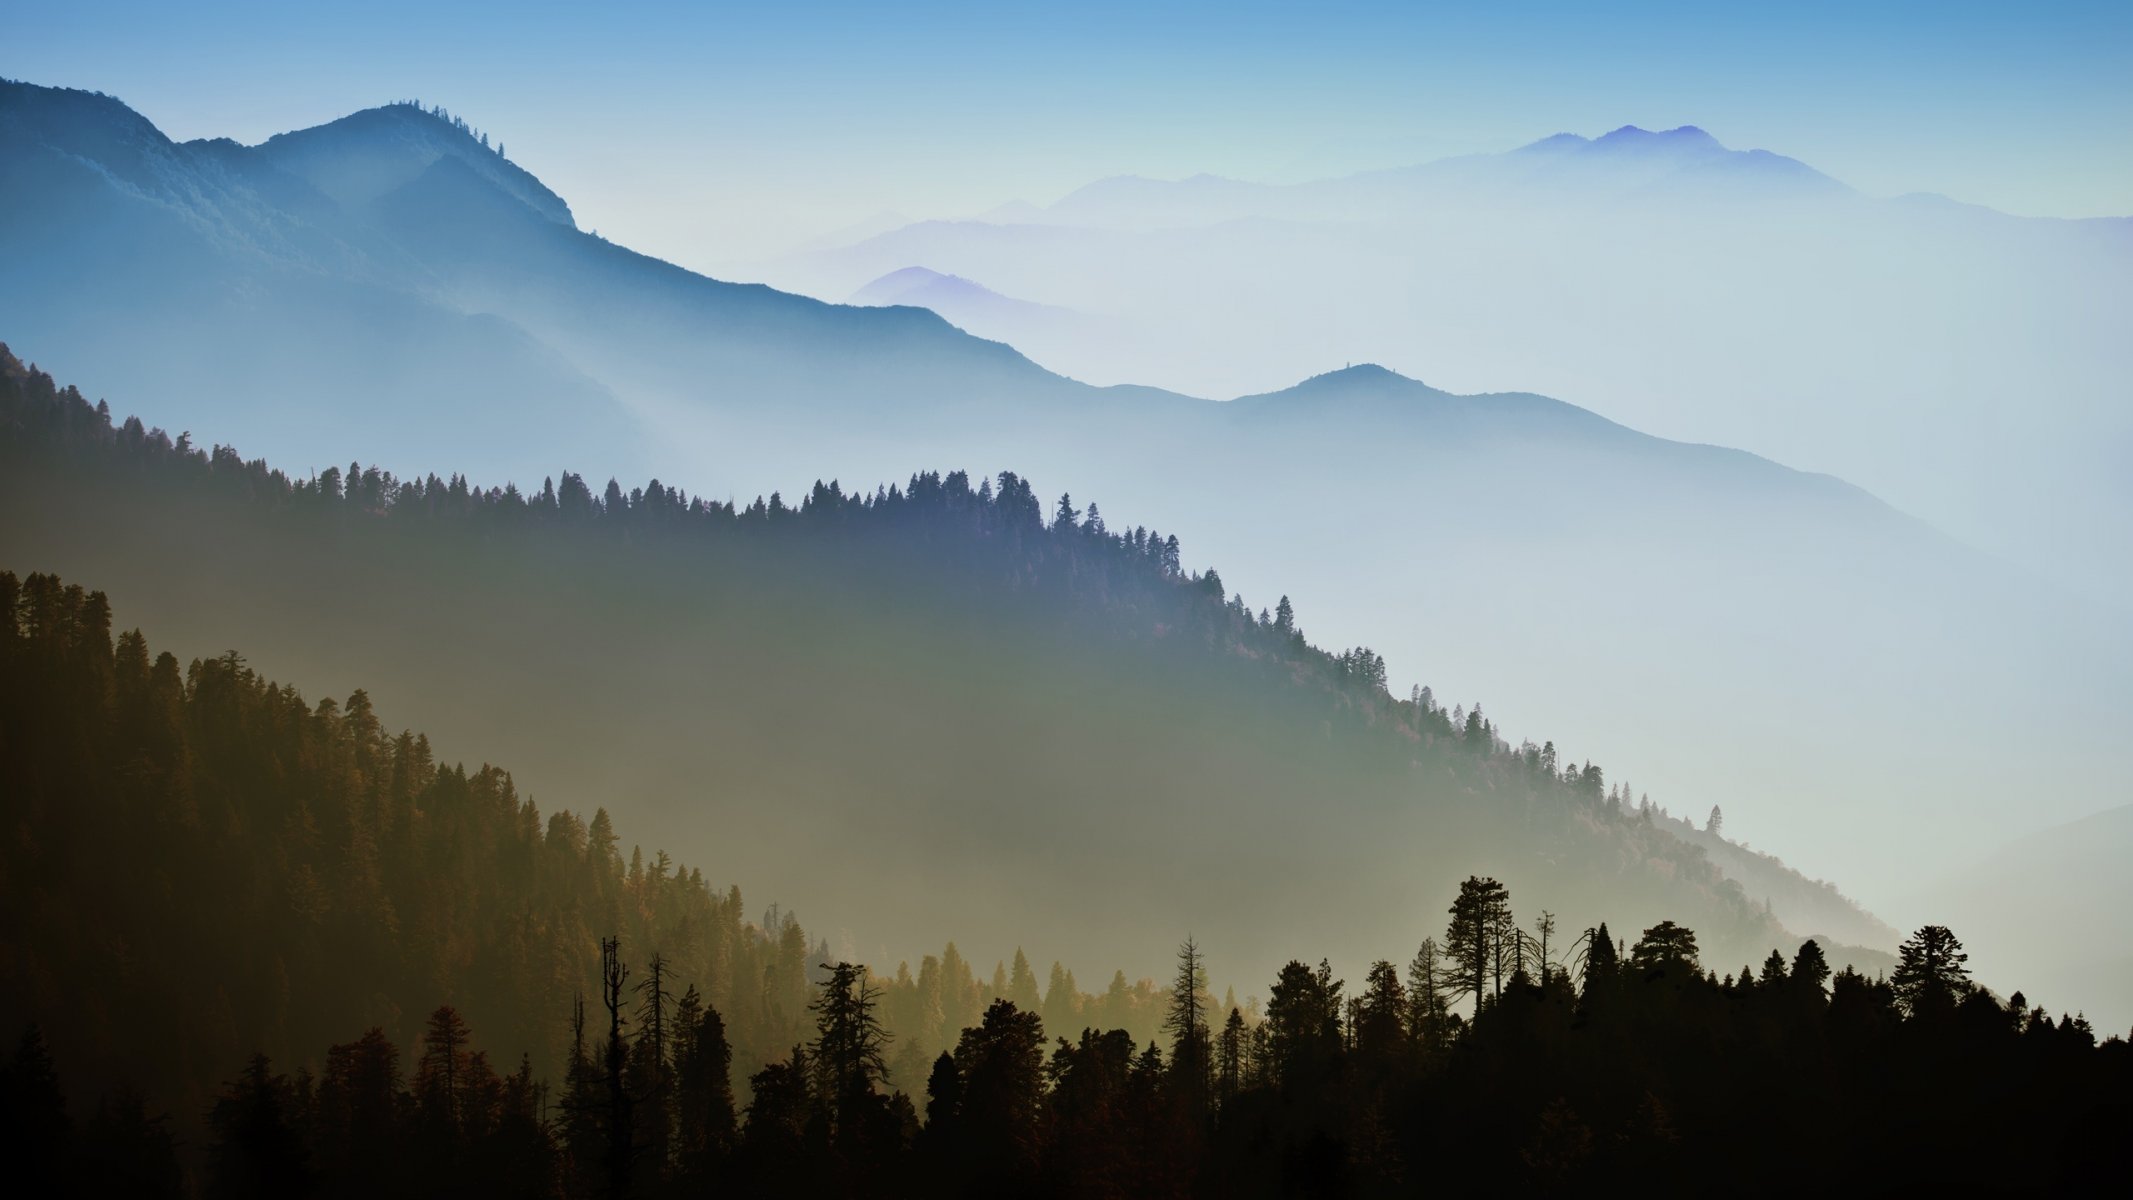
[0,347,1898,1002]
[3,80,2128,1024]
[847,266,1129,379]
[0,79,1097,486]
[1014,126,1843,232]
[763,124,2132,598]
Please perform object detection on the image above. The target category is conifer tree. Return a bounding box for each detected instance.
[1892,925,1972,1017]
[1164,937,1212,1113]
[808,962,891,1134]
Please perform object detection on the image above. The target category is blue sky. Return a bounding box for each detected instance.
[11,1,2130,264]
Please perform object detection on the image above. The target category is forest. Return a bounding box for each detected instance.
[0,344,1894,987]
[0,573,2121,1196]
[9,349,2121,1193]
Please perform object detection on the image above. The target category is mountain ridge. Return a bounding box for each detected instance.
[6,76,2125,981]
[0,345,1904,994]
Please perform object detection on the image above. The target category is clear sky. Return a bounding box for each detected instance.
[10,1,2130,267]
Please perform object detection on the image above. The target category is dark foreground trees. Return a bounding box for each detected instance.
[0,566,2127,1193]
[14,891,2120,1198]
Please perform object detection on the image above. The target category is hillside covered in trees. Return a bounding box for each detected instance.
[0,346,1896,993]
[0,569,1201,1123]
[2,576,2123,1196]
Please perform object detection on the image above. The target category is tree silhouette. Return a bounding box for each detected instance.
[809,961,891,1135]
[1164,937,1212,1114]
[1445,876,1511,1014]
[1892,925,1972,1017]
[1629,921,1701,978]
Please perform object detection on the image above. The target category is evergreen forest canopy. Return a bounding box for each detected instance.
[0,569,2123,1195]
[8,566,2124,1200]
[7,73,2121,965]
[0,361,2128,1193]
[0,345,1893,992]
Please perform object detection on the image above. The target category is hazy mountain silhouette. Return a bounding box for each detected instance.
[1012,127,1843,232]
[847,266,1130,380]
[851,265,1057,312]
[0,78,1104,486]
[4,80,2128,1012]
[0,348,1900,1003]
[764,124,2132,599]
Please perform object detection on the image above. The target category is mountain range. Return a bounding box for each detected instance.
[0,346,1898,1010]
[750,125,2133,598]
[845,266,1129,376]
[3,79,2128,1026]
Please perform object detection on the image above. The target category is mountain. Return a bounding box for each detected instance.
[0,350,1902,1003]
[7,559,2122,1197]
[4,79,2128,990]
[760,124,2133,599]
[0,79,1103,488]
[1016,127,1843,232]
[847,267,1130,380]
[851,265,1039,309]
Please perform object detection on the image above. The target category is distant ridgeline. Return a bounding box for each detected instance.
[0,352,2127,1192]
[0,346,1894,979]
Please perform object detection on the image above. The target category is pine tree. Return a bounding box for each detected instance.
[1629,921,1701,977]
[808,961,891,1135]
[1164,936,1212,1113]
[632,953,675,1176]
[416,1005,472,1134]
[1445,876,1511,1015]
[1790,939,1832,1001]
[1405,939,1450,1049]
[1216,1008,1246,1105]
[1891,925,1972,1017]
[672,988,737,1172]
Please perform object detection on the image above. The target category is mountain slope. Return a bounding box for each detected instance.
[3,81,2126,971]
[0,350,1898,1003]
[764,123,2132,598]
[0,79,1095,486]
[847,267,1129,381]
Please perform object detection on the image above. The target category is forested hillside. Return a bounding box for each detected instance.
[3,358,2125,1195]
[3,577,2122,1195]
[0,347,1895,992]
[1,592,2121,1196]
[10,78,2120,951]
[0,568,1188,1124]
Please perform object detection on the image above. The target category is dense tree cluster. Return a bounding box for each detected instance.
[2,570,2122,1192]
[11,894,2123,1197]
[0,570,1177,1131]
[0,342,1783,832]
[11,348,2076,1192]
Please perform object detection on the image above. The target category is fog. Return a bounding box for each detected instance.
[744,126,2133,603]
[4,86,2128,1031]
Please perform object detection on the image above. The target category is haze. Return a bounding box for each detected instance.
[3,0,2130,1104]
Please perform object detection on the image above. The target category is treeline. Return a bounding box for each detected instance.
[0,346,1907,1084]
[0,341,1813,856]
[9,896,2124,1197]
[0,570,1173,1126]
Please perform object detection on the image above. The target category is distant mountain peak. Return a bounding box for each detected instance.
[252,99,574,227]
[850,265,1001,306]
[870,265,958,288]
[1521,132,1591,152]
[1240,362,1436,401]
[1313,362,1408,384]
[1594,124,1724,151]
[846,266,1077,325]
